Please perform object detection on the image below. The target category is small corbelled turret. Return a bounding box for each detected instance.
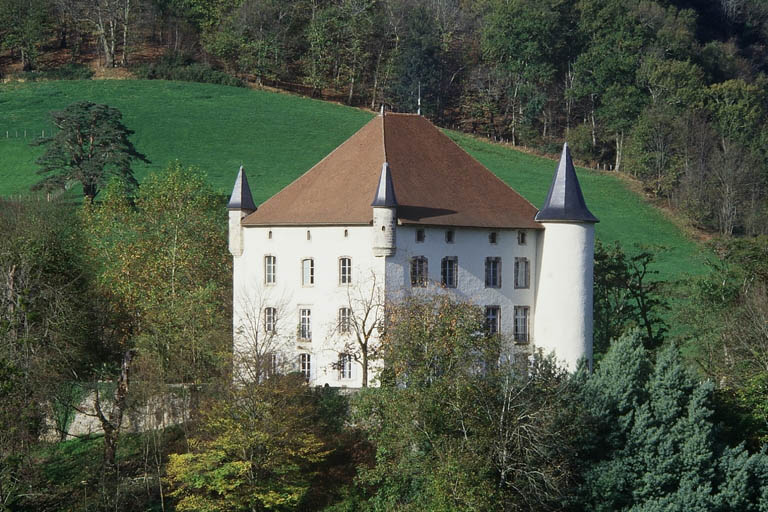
[533,143,597,371]
[228,165,256,257]
[371,162,397,257]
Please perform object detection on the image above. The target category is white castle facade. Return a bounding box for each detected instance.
[229,113,597,387]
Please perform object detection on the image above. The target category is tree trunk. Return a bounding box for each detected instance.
[94,350,134,476]
[615,131,624,172]
[122,0,130,66]
[361,350,368,388]
[590,95,597,149]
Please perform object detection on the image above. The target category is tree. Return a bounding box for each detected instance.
[593,241,668,356]
[166,374,329,511]
[33,101,148,200]
[0,197,93,507]
[330,270,385,388]
[58,0,139,67]
[686,236,768,447]
[78,162,230,498]
[354,295,583,511]
[0,0,50,71]
[573,330,768,511]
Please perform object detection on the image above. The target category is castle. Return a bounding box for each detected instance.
[228,112,597,387]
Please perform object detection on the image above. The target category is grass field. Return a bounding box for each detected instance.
[0,80,709,280]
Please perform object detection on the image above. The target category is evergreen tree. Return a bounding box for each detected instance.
[574,330,768,511]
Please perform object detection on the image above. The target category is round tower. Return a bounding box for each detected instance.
[533,143,598,371]
[371,162,397,257]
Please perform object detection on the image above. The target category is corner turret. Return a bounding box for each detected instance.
[371,162,397,257]
[228,166,256,257]
[533,144,597,370]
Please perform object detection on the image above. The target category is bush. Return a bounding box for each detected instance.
[133,51,244,87]
[11,63,93,81]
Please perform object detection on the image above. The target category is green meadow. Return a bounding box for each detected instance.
[0,80,708,280]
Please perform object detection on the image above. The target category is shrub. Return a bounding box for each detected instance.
[132,51,244,87]
[11,63,93,81]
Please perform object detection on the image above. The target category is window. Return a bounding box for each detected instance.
[338,353,352,380]
[265,255,276,284]
[485,257,501,288]
[339,257,352,285]
[264,307,277,334]
[416,229,425,242]
[514,257,530,289]
[517,230,526,245]
[264,352,278,377]
[299,353,311,381]
[302,258,314,286]
[299,308,312,340]
[441,257,458,288]
[344,229,348,238]
[489,232,498,244]
[268,230,273,239]
[485,306,500,334]
[339,307,352,333]
[307,230,311,240]
[411,256,428,287]
[445,230,454,243]
[514,306,530,343]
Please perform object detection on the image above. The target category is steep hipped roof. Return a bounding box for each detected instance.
[243,113,541,229]
[227,166,256,211]
[535,143,598,223]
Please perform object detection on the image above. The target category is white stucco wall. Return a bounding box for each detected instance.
[232,218,593,386]
[533,222,594,370]
[233,224,384,387]
[386,226,539,349]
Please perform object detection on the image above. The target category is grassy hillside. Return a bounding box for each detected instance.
[0,80,708,279]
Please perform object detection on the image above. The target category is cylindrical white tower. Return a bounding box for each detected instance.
[533,143,598,371]
[371,162,397,257]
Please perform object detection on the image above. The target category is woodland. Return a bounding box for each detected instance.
[1,0,768,511]
[3,0,768,235]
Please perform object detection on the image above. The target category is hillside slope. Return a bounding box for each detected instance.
[0,80,707,279]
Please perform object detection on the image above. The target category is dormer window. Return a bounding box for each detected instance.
[416,229,425,242]
[489,232,498,244]
[445,230,454,243]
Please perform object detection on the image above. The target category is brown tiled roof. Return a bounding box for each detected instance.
[243,113,541,229]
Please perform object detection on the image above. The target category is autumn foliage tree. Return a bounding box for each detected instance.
[166,374,329,511]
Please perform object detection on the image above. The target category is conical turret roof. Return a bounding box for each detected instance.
[371,162,397,207]
[535,143,598,223]
[227,166,256,211]
[243,114,540,228]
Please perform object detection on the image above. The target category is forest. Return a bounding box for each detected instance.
[1,0,768,510]
[2,165,768,510]
[1,0,768,235]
